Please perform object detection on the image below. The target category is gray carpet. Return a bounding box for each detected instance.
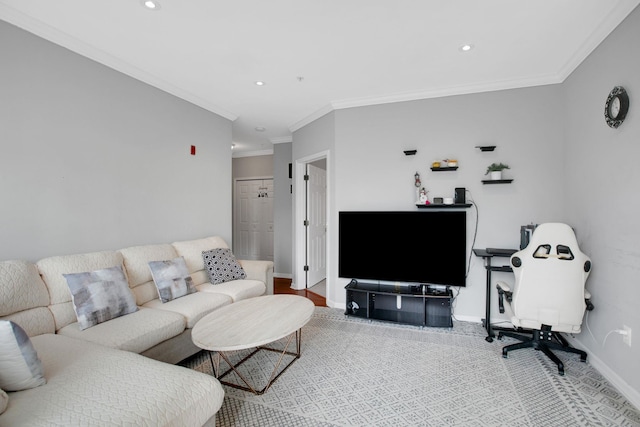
[181,307,640,426]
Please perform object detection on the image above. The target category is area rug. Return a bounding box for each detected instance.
[181,307,640,426]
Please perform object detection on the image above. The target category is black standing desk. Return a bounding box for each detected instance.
[473,248,518,342]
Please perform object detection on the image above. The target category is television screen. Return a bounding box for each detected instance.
[339,211,467,286]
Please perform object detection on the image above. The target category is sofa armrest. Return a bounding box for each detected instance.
[238,260,274,295]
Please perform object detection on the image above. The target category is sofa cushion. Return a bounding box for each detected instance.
[148,257,197,303]
[119,244,179,305]
[63,266,138,330]
[37,251,125,331]
[142,292,232,328]
[56,307,185,354]
[0,260,55,337]
[0,334,224,426]
[197,279,266,302]
[0,320,46,391]
[0,261,50,317]
[172,236,229,274]
[203,248,247,284]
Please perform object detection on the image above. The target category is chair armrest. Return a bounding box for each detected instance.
[238,260,274,295]
[496,281,512,314]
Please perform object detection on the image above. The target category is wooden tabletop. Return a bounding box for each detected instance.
[191,294,315,352]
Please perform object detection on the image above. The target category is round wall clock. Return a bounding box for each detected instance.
[604,86,629,128]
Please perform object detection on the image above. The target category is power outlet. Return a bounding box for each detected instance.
[623,325,632,347]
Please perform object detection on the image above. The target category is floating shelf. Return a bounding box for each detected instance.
[476,145,496,152]
[416,203,471,209]
[481,179,513,184]
[430,166,458,172]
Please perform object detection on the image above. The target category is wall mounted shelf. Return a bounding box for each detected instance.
[481,179,513,184]
[416,203,471,209]
[430,167,458,172]
[476,145,496,152]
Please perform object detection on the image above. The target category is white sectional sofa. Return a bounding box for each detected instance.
[0,236,274,426]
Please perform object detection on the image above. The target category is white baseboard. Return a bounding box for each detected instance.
[274,273,292,279]
[565,335,640,410]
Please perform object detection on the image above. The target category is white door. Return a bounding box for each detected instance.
[234,179,274,261]
[306,164,326,286]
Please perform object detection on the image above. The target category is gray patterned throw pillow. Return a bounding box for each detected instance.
[202,248,246,284]
[148,257,197,303]
[64,266,138,330]
[0,320,46,391]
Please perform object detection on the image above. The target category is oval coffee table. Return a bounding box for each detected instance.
[192,294,315,394]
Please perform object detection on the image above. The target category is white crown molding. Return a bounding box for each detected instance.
[555,0,640,81]
[0,4,238,122]
[232,148,274,158]
[290,73,562,134]
[270,136,293,144]
[289,104,334,133]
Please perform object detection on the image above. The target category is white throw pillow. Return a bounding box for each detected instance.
[148,256,197,303]
[0,320,46,391]
[0,388,8,414]
[202,248,246,284]
[64,266,138,330]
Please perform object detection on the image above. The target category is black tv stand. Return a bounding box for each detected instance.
[345,280,453,327]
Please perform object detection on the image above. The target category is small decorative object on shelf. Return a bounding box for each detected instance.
[431,159,459,171]
[414,172,422,203]
[485,162,510,180]
[418,188,430,205]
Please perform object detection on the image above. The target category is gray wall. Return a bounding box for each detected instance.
[293,4,640,404]
[563,5,640,400]
[292,111,335,290]
[232,155,273,179]
[273,143,293,277]
[0,20,233,261]
[331,87,566,319]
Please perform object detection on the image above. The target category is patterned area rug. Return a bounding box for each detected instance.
[180,307,640,426]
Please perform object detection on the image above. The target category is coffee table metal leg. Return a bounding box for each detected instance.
[215,328,303,395]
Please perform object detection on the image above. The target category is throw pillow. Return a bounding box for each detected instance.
[0,388,7,414]
[148,256,197,303]
[0,320,46,391]
[64,266,138,330]
[202,248,246,284]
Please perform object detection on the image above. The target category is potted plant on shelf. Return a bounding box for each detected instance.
[485,162,510,180]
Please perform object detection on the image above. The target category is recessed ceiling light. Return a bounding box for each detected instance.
[141,0,161,10]
[255,81,265,86]
[459,44,474,52]
[255,127,266,132]
[231,143,236,149]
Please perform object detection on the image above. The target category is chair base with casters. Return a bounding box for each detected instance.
[498,325,587,376]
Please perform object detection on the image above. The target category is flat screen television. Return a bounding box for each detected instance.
[339,211,466,286]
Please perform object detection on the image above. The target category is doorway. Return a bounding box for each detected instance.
[306,161,327,295]
[293,151,329,300]
[233,178,274,261]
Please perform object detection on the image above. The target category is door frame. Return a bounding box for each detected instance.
[293,150,330,296]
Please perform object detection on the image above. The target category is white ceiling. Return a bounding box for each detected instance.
[2,0,639,156]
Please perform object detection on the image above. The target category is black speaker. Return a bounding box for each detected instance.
[454,187,466,204]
